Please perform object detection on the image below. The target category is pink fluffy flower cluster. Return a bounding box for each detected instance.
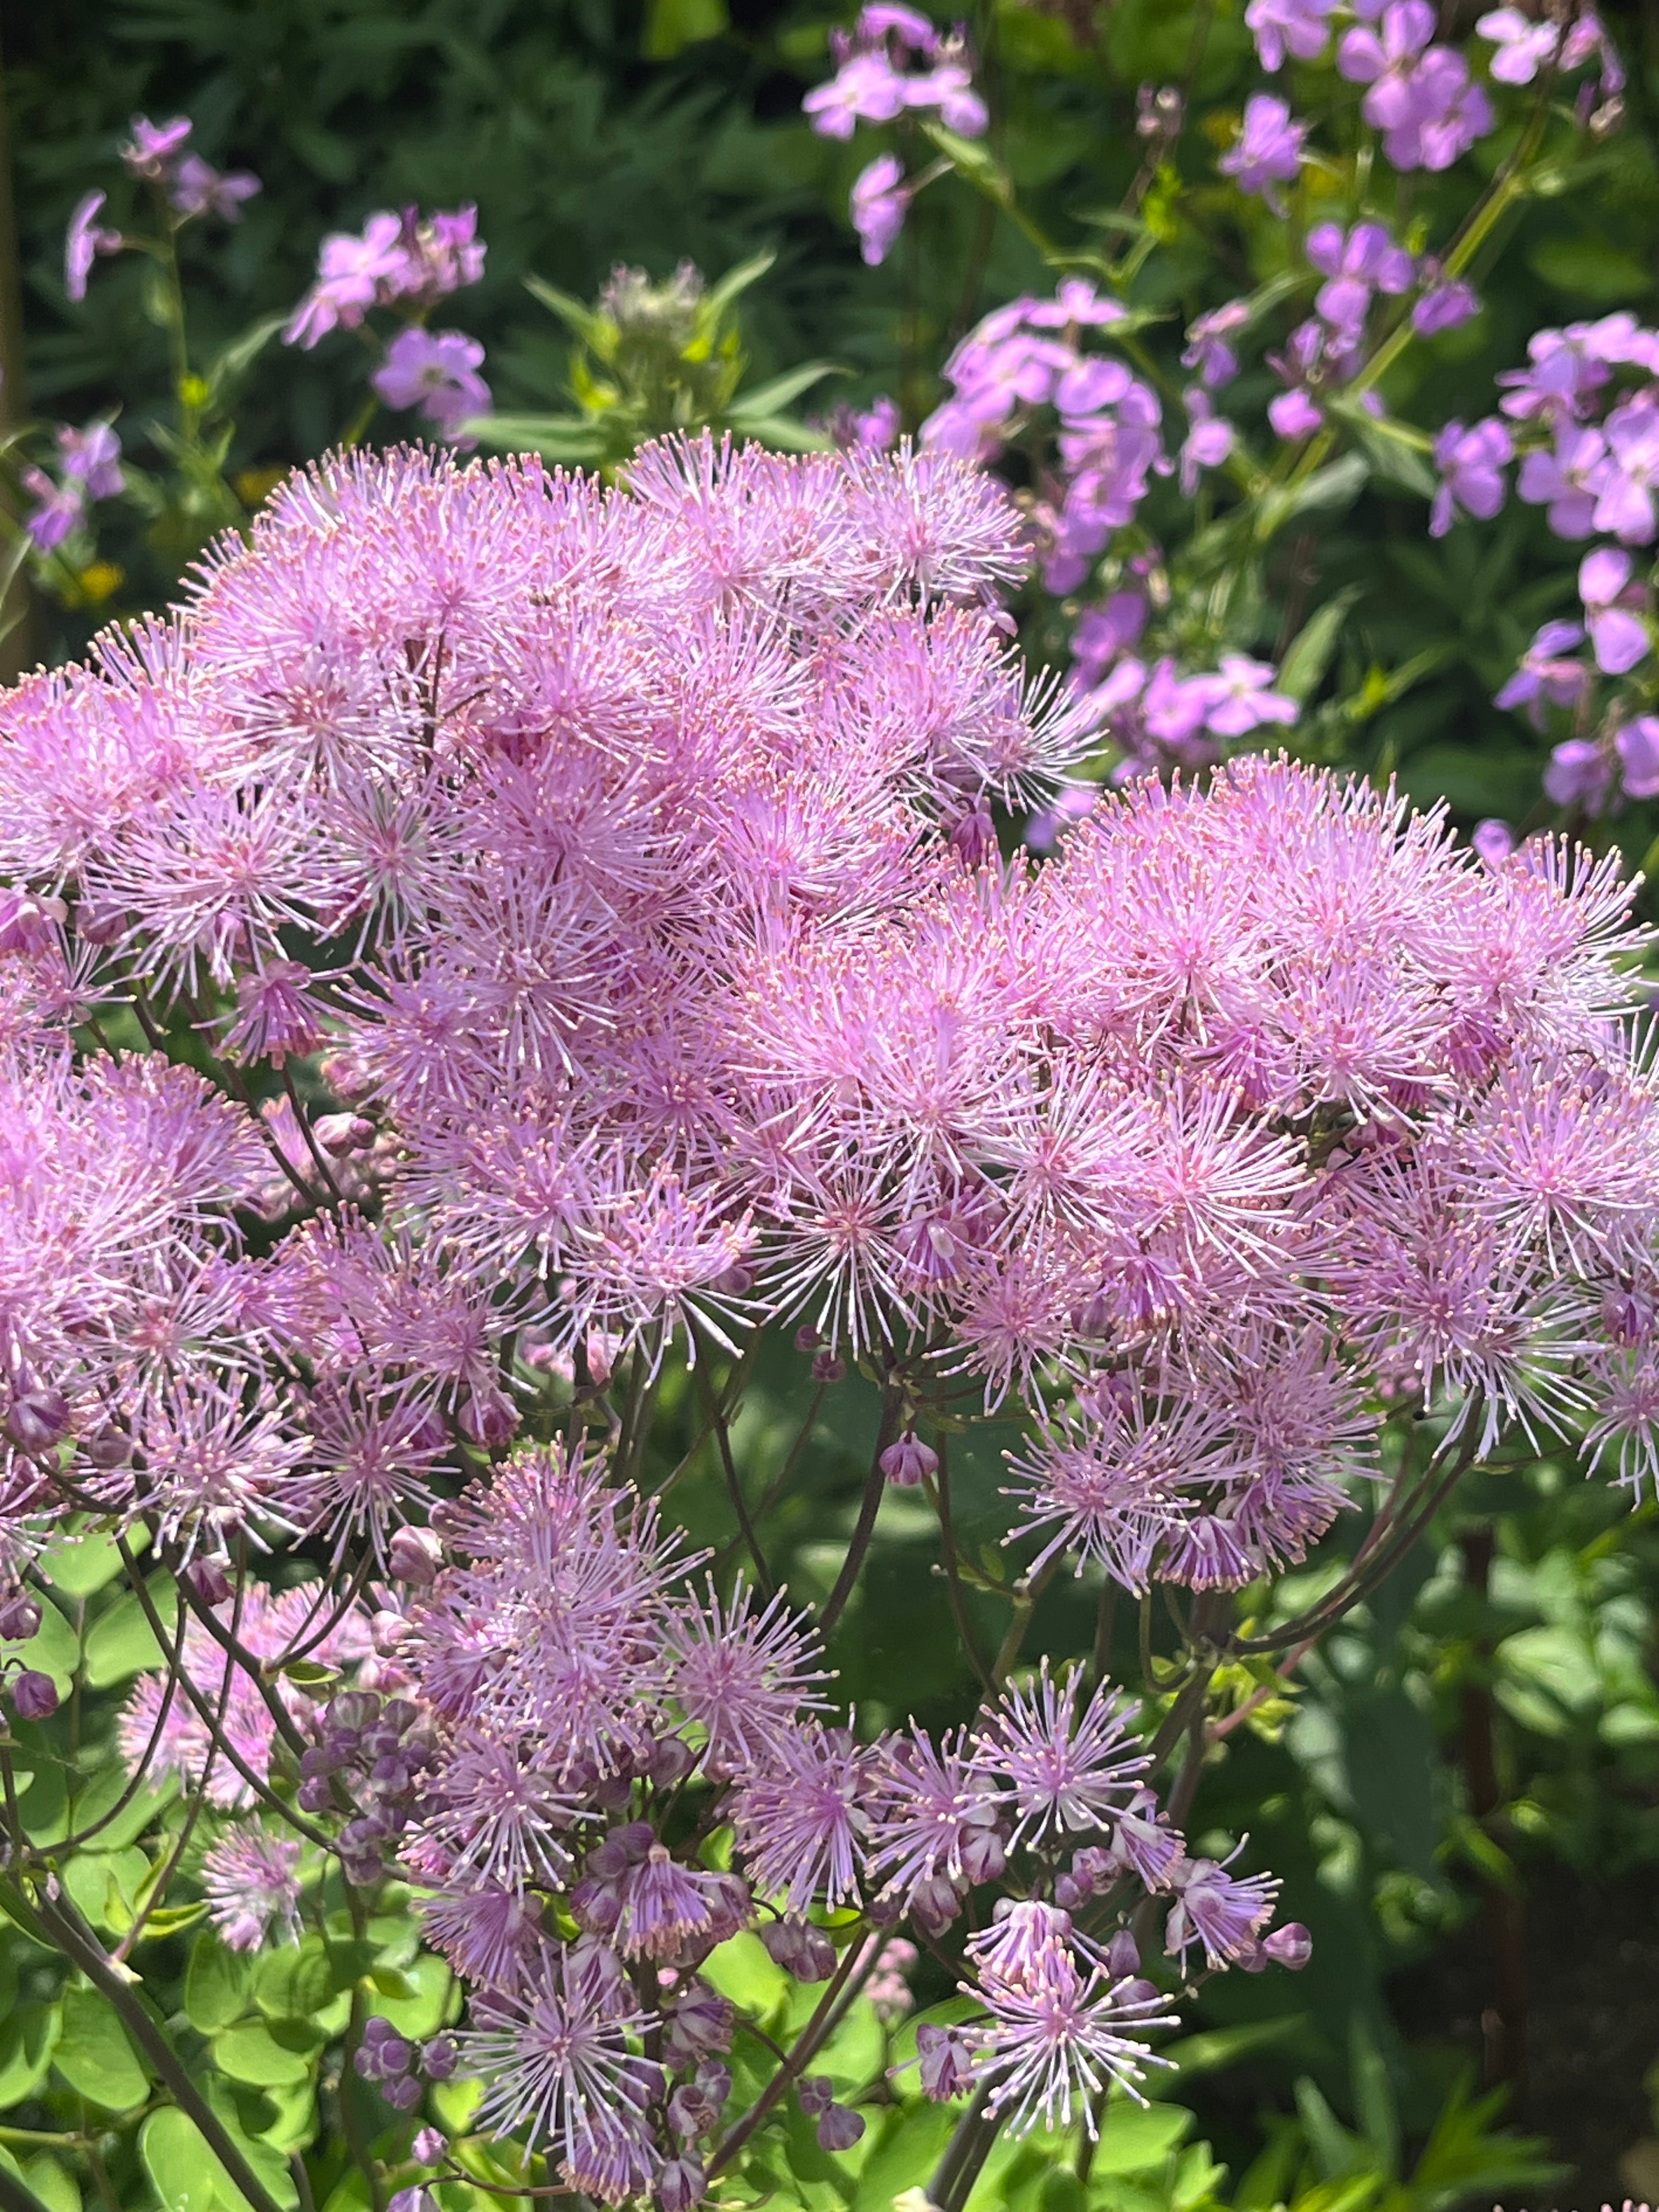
[1,438,1657,2192]
[3,436,1659,1581]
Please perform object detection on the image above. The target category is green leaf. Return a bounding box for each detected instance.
[641,0,729,57]
[367,1951,452,2039]
[1254,453,1370,543]
[62,1846,150,1934]
[204,2080,302,2212]
[920,120,1014,205]
[40,1523,134,1599]
[1350,2019,1398,2181]
[11,1598,80,1700]
[714,413,831,453]
[702,251,776,323]
[851,2106,957,2212]
[0,2003,60,2112]
[467,413,610,462]
[1295,2076,1366,2182]
[523,278,611,351]
[68,1767,175,1853]
[54,1985,150,2111]
[213,2022,314,2088]
[20,2157,79,2212]
[256,1940,335,2023]
[1279,589,1363,703]
[698,1931,789,2022]
[1088,2101,1192,2176]
[82,1577,178,1688]
[142,2111,223,2212]
[188,1933,253,2034]
[1530,237,1654,304]
[1163,2016,1307,2080]
[205,315,289,404]
[727,362,840,421]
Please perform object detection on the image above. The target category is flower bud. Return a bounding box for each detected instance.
[10,1669,58,1721]
[383,2074,422,2112]
[4,1387,71,1456]
[185,1554,234,1606]
[0,1594,41,1642]
[915,2023,973,2101]
[1105,1927,1141,1979]
[957,1825,1005,1885]
[816,2104,866,2153]
[797,2075,834,2119]
[793,1326,820,1353]
[421,2035,459,2081]
[315,1112,377,1154]
[411,2128,446,2167]
[810,1350,846,1383]
[1053,1872,1089,1911]
[1264,1921,1312,1970]
[657,2154,707,2212]
[909,1874,963,1938]
[459,1389,518,1449]
[947,798,997,870]
[388,1526,444,1587]
[569,1876,623,1937]
[318,1051,374,1102]
[761,1917,837,1982]
[647,1734,696,1787]
[328,1691,382,1733]
[879,1432,938,1487]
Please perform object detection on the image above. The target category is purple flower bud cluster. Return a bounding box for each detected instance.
[64,115,259,308]
[353,2017,456,2114]
[121,114,261,218]
[299,1691,435,1885]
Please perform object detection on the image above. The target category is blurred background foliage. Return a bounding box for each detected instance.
[7,1,1659,2206]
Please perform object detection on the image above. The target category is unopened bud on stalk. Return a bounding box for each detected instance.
[0,1594,41,1642]
[879,1432,938,1487]
[3,1387,71,1455]
[1105,1927,1141,1978]
[315,1111,377,1154]
[185,1554,233,1605]
[810,1349,845,1383]
[11,1669,59,1720]
[388,1525,444,1585]
[1264,1921,1312,1970]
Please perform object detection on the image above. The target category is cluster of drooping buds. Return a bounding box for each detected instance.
[298,1691,436,1886]
[354,2018,460,2115]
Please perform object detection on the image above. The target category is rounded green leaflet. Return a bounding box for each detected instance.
[212,2022,314,2088]
[53,1985,149,2111]
[82,1577,180,1689]
[187,1931,253,2034]
[0,2001,60,2112]
[142,2109,227,2212]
